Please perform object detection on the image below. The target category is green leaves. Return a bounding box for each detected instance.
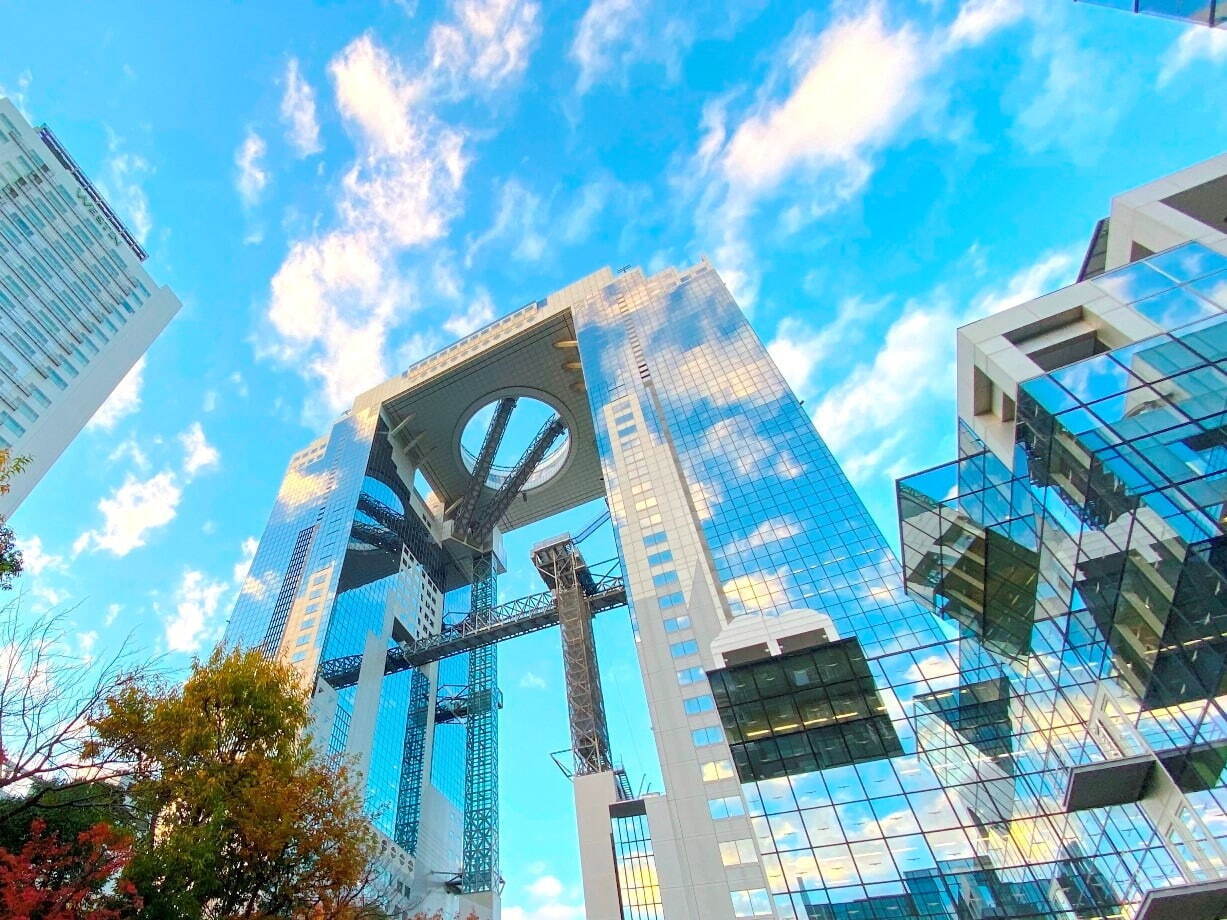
[89,648,379,919]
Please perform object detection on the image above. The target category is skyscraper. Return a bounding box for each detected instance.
[0,97,180,516]
[227,153,1227,919]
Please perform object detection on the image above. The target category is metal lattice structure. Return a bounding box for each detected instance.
[462,553,500,894]
[533,538,612,775]
[452,396,517,543]
[394,670,431,852]
[466,415,567,539]
[315,559,627,690]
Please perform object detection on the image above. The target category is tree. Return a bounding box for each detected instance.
[0,779,135,856]
[0,600,153,825]
[0,818,140,919]
[0,449,29,590]
[89,647,381,920]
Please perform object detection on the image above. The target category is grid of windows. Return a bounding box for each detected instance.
[573,258,1177,916]
[612,809,664,920]
[0,104,175,472]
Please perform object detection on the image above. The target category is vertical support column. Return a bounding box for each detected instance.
[533,539,612,775]
[395,669,431,853]
[463,552,500,894]
[555,556,612,775]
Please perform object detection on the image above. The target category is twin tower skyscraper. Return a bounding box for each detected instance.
[7,86,1227,920]
[225,151,1227,920]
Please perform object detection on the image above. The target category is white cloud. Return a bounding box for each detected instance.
[428,0,542,91]
[465,178,546,266]
[179,422,220,477]
[570,0,641,94]
[76,630,98,663]
[559,178,612,244]
[263,33,469,417]
[503,908,584,920]
[107,436,150,471]
[235,129,269,206]
[1008,11,1125,165]
[505,871,585,920]
[768,297,882,395]
[280,58,323,156]
[0,70,33,117]
[98,131,153,244]
[527,875,564,899]
[75,471,182,557]
[518,670,547,690]
[810,250,1074,484]
[946,0,1025,50]
[88,356,145,431]
[234,536,258,586]
[444,289,497,338]
[1158,25,1227,88]
[721,9,924,195]
[683,7,932,306]
[164,568,229,654]
[16,535,63,576]
[568,0,703,95]
[104,603,122,627]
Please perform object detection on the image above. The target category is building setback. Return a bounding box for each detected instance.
[227,153,1227,919]
[0,97,180,517]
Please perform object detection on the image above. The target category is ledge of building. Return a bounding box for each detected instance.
[1063,754,1155,812]
[1136,878,1227,920]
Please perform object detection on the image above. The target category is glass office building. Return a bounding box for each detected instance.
[0,97,180,516]
[227,153,1227,919]
[896,155,1227,920]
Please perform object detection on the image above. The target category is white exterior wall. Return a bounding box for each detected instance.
[0,97,180,516]
[957,152,1227,466]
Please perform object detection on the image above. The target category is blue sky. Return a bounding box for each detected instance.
[3,0,1227,915]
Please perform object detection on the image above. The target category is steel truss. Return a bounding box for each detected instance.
[462,553,500,894]
[465,414,567,540]
[315,559,627,690]
[452,396,517,542]
[394,670,431,852]
[533,538,612,775]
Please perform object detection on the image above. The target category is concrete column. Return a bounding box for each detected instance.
[574,771,621,920]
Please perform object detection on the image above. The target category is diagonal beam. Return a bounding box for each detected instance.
[454,397,517,540]
[468,414,566,538]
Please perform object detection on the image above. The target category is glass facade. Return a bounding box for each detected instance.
[896,241,1227,917]
[228,240,1227,917]
[573,262,1049,918]
[612,804,665,920]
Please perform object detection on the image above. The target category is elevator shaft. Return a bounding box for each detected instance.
[532,537,612,775]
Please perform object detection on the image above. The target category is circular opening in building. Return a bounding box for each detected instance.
[460,396,570,491]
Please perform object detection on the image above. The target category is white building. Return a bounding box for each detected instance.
[0,96,180,516]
